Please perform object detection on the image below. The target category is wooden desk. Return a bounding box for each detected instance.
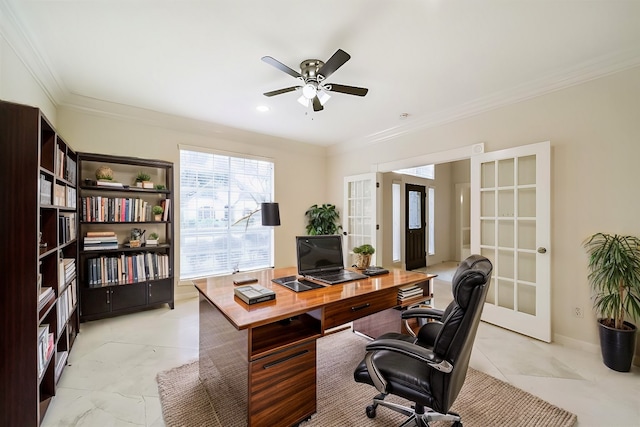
[194,267,433,427]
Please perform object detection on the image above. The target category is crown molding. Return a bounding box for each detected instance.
[329,47,640,157]
[0,0,65,104]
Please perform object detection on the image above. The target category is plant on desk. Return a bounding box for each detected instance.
[353,244,375,269]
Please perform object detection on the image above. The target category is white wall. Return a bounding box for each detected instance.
[0,32,57,123]
[327,66,640,349]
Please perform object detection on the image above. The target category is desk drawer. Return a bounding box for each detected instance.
[324,288,398,330]
[249,340,316,426]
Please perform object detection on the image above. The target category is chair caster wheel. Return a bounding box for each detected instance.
[366,405,377,418]
[452,422,463,427]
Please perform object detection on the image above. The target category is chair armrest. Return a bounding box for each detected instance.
[401,307,444,320]
[365,338,453,374]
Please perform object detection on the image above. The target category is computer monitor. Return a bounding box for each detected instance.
[296,235,344,275]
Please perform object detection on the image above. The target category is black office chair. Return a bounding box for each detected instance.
[353,255,493,427]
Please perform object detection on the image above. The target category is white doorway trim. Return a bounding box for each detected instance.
[373,143,484,172]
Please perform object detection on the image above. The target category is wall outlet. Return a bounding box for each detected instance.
[574,306,584,318]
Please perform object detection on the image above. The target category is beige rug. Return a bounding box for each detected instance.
[157,330,577,427]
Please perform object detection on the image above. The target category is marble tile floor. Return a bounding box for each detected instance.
[42,290,639,426]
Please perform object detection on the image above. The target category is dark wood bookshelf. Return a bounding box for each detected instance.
[0,100,79,426]
[76,153,174,322]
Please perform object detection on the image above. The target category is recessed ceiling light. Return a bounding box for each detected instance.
[256,105,270,112]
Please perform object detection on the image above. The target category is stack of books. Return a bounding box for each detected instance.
[83,231,118,251]
[38,287,55,311]
[398,284,424,302]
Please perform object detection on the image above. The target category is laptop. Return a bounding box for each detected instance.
[296,235,368,285]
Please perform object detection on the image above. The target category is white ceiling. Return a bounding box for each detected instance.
[3,0,640,147]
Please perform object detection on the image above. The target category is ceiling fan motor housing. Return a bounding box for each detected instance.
[300,59,325,82]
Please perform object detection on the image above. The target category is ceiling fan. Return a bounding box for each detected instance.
[261,49,368,112]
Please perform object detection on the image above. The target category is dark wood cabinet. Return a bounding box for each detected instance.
[0,100,79,426]
[76,153,174,322]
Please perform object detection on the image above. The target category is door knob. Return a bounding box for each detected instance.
[537,247,547,254]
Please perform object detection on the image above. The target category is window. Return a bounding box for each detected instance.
[394,164,434,180]
[428,187,435,255]
[392,182,401,262]
[180,149,274,279]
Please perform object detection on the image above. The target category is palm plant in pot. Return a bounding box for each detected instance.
[583,233,640,372]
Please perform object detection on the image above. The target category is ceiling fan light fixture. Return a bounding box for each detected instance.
[297,95,310,107]
[302,82,317,99]
[318,91,331,106]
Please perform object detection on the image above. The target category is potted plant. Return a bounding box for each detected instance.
[135,171,153,188]
[583,233,640,372]
[146,232,159,246]
[152,205,164,221]
[353,244,375,269]
[305,204,342,235]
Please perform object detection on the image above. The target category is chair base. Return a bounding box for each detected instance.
[366,393,462,427]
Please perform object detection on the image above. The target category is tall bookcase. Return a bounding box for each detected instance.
[76,153,174,321]
[0,100,79,426]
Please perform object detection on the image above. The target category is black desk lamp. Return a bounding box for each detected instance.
[261,202,281,226]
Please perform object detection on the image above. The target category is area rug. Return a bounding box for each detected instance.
[157,330,577,427]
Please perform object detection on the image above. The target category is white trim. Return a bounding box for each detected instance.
[375,143,484,172]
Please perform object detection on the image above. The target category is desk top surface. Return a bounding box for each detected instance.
[193,266,434,330]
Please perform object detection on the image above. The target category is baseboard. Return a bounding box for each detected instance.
[553,333,600,354]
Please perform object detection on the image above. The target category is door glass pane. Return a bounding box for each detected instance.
[481,191,495,217]
[498,250,514,279]
[518,252,536,283]
[481,162,495,188]
[518,155,536,185]
[517,283,536,315]
[498,158,514,187]
[498,190,514,217]
[498,220,514,248]
[408,190,421,230]
[518,188,536,217]
[497,279,514,309]
[518,220,536,250]
[481,220,495,246]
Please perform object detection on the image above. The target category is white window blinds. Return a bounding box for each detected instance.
[179,149,274,279]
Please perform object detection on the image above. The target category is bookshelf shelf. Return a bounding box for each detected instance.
[1,100,79,426]
[77,153,174,322]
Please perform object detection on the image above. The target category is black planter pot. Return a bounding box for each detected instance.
[598,319,638,372]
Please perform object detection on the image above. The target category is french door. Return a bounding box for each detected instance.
[343,173,379,267]
[471,141,551,342]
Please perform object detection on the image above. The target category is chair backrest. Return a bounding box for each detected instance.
[426,254,493,413]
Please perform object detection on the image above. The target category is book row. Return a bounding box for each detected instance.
[58,280,77,335]
[86,253,170,287]
[58,213,77,245]
[80,196,170,223]
[37,324,54,377]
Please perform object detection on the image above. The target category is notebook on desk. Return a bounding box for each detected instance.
[296,235,368,285]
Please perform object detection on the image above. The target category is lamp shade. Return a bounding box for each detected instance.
[261,202,281,226]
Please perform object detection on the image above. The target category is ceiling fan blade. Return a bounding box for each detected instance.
[312,96,324,112]
[325,83,368,97]
[263,86,300,97]
[317,49,350,80]
[261,56,301,78]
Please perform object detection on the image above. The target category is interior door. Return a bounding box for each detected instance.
[343,173,379,267]
[405,183,426,270]
[471,141,551,342]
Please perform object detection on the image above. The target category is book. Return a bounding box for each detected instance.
[95,180,124,188]
[234,284,276,305]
